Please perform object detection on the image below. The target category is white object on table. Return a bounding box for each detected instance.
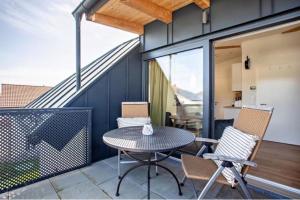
[142,124,153,136]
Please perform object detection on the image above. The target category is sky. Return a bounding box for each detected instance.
[0,0,136,87]
[156,49,204,95]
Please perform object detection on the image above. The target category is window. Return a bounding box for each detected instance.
[149,48,203,137]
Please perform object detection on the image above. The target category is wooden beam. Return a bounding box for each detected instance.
[215,45,241,50]
[120,0,172,24]
[194,0,210,9]
[91,13,144,35]
[282,26,300,34]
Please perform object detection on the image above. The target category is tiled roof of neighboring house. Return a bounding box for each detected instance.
[27,38,139,108]
[0,84,52,108]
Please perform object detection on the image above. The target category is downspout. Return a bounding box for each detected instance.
[75,14,82,91]
[72,0,106,91]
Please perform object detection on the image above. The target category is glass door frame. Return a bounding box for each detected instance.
[141,40,214,139]
[141,12,299,140]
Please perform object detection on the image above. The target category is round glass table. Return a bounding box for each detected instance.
[103,126,195,199]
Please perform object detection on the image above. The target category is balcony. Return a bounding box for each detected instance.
[0,107,286,199]
[2,155,279,199]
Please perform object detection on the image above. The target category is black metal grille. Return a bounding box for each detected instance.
[0,108,91,193]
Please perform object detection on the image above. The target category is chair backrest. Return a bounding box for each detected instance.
[121,102,149,118]
[233,105,273,175]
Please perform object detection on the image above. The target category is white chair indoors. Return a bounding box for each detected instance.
[181,105,273,199]
[116,102,158,178]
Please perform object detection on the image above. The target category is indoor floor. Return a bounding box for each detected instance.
[249,141,300,189]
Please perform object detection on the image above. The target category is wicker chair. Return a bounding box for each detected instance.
[117,102,158,178]
[181,106,273,199]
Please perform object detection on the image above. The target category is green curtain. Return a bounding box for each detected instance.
[149,60,169,126]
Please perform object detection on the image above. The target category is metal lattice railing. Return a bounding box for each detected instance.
[0,108,92,193]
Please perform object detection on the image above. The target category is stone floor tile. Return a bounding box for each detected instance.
[0,192,8,200]
[123,165,163,185]
[215,185,243,199]
[160,159,185,177]
[50,170,90,192]
[9,180,58,199]
[102,156,119,169]
[4,156,284,200]
[58,181,110,199]
[142,173,195,199]
[81,162,117,185]
[140,191,165,200]
[99,177,147,199]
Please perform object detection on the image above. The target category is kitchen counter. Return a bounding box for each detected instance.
[224,106,242,109]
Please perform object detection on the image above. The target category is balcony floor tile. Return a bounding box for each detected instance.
[9,180,58,199]
[50,170,90,192]
[3,156,282,199]
[81,161,117,185]
[0,192,8,199]
[99,176,157,199]
[57,180,110,199]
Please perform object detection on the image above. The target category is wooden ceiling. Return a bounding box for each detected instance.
[89,0,210,35]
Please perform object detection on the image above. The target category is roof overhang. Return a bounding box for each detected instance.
[74,0,210,35]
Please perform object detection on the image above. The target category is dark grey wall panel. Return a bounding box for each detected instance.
[128,47,142,100]
[173,4,203,42]
[261,0,273,17]
[211,0,261,31]
[108,59,127,131]
[87,77,109,161]
[68,45,143,162]
[273,0,300,13]
[144,21,168,51]
[68,93,86,107]
[167,24,173,44]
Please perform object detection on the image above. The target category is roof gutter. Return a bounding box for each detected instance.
[72,0,107,19]
[72,0,106,91]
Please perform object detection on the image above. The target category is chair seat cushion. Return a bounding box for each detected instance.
[181,154,229,185]
[117,117,151,128]
[214,126,259,185]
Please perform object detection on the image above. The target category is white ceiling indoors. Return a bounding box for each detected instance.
[214,20,300,63]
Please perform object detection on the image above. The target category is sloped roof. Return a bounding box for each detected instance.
[0,84,51,108]
[27,38,139,108]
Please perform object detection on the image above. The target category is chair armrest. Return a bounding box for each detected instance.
[195,137,219,144]
[203,153,257,167]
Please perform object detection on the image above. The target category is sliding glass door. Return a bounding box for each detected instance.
[148,48,204,139]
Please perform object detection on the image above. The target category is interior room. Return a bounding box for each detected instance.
[214,21,300,190]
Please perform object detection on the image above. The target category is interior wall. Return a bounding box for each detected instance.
[215,56,240,119]
[241,32,300,145]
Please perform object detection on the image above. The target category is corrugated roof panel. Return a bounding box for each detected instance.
[27,38,140,108]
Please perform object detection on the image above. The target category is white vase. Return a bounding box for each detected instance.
[142,124,153,136]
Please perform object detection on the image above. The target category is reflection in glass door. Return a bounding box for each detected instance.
[148,48,204,141]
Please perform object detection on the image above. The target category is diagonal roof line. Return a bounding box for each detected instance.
[27,37,139,108]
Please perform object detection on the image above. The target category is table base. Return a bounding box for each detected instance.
[115,151,182,199]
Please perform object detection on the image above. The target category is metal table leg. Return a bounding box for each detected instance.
[116,163,145,196]
[147,154,151,199]
[115,151,182,199]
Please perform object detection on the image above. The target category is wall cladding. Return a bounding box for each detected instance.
[173,4,203,43]
[67,46,143,162]
[143,0,300,51]
[144,21,168,51]
[210,0,261,31]
[273,0,300,13]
